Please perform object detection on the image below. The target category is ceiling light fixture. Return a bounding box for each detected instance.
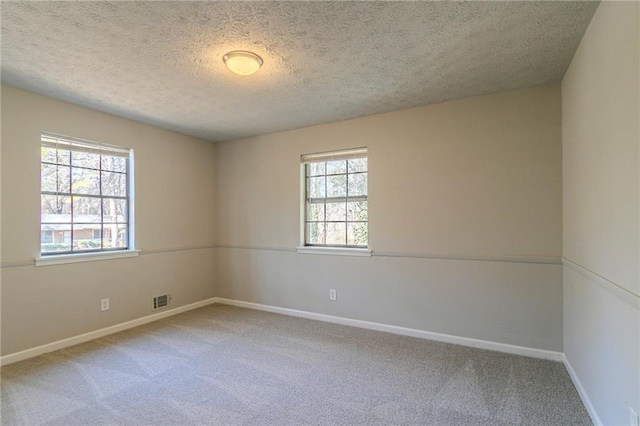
[223,50,263,76]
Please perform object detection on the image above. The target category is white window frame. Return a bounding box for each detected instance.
[297,147,371,256]
[36,132,138,266]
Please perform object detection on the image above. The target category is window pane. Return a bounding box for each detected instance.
[71,151,100,169]
[326,160,346,175]
[41,164,70,193]
[72,167,100,195]
[57,149,71,165]
[326,222,346,245]
[348,158,367,173]
[327,174,347,197]
[41,224,71,253]
[307,162,325,177]
[307,202,324,221]
[326,202,346,221]
[73,224,102,251]
[103,198,127,223]
[41,194,71,222]
[306,222,325,245]
[41,147,70,165]
[41,229,53,244]
[347,222,368,246]
[101,155,127,173]
[102,171,127,197]
[308,176,325,198]
[102,224,128,249]
[41,147,57,163]
[113,225,128,249]
[347,201,368,221]
[73,196,101,222]
[348,173,367,196]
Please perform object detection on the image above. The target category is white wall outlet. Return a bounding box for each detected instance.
[101,298,110,312]
[631,406,639,426]
[329,289,337,301]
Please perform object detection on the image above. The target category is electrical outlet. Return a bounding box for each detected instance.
[101,298,110,312]
[329,289,337,301]
[631,406,639,426]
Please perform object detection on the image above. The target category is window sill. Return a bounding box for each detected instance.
[35,250,140,267]
[296,246,372,257]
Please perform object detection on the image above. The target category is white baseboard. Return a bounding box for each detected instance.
[0,295,564,366]
[563,354,602,426]
[0,297,218,366]
[0,294,596,424]
[213,297,564,361]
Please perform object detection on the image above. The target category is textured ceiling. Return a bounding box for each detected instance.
[1,1,599,142]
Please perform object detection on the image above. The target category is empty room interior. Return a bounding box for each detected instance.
[0,1,638,425]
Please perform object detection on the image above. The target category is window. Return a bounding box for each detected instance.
[302,148,368,247]
[40,230,53,244]
[40,133,133,255]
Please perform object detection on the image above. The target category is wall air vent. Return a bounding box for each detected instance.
[153,294,171,310]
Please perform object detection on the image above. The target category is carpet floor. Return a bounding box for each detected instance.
[1,304,590,425]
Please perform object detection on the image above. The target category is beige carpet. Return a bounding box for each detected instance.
[1,304,590,425]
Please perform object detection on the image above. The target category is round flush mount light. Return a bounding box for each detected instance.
[223,50,263,76]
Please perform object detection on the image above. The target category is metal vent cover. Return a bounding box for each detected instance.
[153,294,170,310]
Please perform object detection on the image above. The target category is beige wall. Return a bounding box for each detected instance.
[1,86,216,355]
[215,83,564,351]
[562,1,640,424]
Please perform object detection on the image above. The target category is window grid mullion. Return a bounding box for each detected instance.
[323,162,327,245]
[345,167,349,245]
[305,220,367,224]
[42,191,126,200]
[126,157,130,248]
[308,196,366,203]
[304,164,308,245]
[41,161,126,175]
[99,154,104,250]
[69,148,74,252]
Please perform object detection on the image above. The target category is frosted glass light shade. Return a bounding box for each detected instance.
[223,51,263,76]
